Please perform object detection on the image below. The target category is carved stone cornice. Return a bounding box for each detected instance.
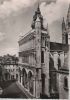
[19,31,35,46]
[19,49,36,56]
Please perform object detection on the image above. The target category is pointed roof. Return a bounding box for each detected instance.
[33,3,43,21]
[62,17,65,23]
[62,17,65,27]
[67,4,70,17]
[31,3,44,29]
[66,4,70,23]
[68,4,70,13]
[36,3,40,14]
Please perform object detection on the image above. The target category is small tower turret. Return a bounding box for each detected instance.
[31,4,44,29]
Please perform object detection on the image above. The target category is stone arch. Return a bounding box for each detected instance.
[28,69,33,75]
[22,68,28,88]
[28,71,33,94]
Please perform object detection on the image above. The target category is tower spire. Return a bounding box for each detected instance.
[62,17,66,30]
[68,4,70,12]
[37,2,40,11]
[31,2,44,29]
[66,4,70,45]
[62,17,65,23]
[36,2,41,14]
[66,4,70,25]
[67,4,70,17]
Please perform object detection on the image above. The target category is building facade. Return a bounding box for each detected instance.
[0,54,19,81]
[18,5,69,99]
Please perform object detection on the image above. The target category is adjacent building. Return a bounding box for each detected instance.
[0,54,19,81]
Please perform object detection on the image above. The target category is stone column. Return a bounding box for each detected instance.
[36,69,41,98]
[20,70,23,85]
[44,50,50,96]
[26,75,30,91]
[32,69,42,98]
[59,51,64,67]
[53,52,60,94]
[53,51,58,70]
[20,75,23,85]
[15,66,17,79]
[19,66,23,84]
[32,70,36,97]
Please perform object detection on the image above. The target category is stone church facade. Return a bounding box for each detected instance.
[18,4,69,99]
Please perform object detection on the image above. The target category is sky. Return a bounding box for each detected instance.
[0,0,70,56]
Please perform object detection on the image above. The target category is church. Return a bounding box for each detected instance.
[18,4,69,99]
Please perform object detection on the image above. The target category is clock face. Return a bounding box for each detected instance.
[35,22,41,28]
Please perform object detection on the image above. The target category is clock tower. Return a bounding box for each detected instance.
[31,4,50,98]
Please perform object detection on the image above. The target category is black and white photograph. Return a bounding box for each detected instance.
[0,0,70,99]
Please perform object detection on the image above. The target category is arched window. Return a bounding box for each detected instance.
[64,77,68,90]
[22,68,27,88]
[28,71,33,94]
[58,58,61,69]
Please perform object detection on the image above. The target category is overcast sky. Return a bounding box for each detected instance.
[0,0,70,56]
